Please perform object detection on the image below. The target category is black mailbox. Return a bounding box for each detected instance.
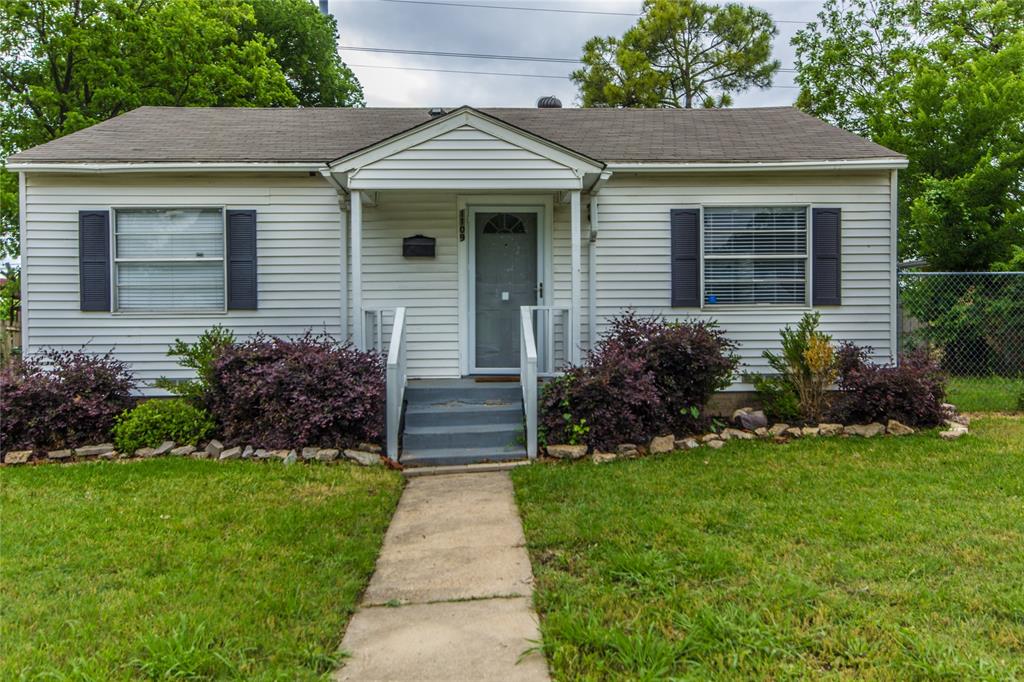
[403,234,436,258]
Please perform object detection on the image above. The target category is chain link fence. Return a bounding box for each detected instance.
[898,271,1024,411]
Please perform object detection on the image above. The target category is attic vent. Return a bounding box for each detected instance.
[537,96,562,108]
[428,107,446,117]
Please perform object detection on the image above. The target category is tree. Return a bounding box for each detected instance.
[0,0,365,261]
[791,0,922,137]
[0,170,16,260]
[1,0,297,155]
[247,0,363,107]
[793,0,1024,271]
[572,0,780,109]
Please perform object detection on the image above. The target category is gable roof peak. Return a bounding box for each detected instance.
[327,105,605,173]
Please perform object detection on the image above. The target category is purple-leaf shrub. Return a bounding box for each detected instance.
[591,311,739,434]
[0,350,135,451]
[540,311,739,450]
[830,342,947,427]
[206,333,385,449]
[539,354,662,452]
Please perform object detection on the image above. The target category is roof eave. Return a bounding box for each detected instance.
[605,159,909,172]
[5,161,324,173]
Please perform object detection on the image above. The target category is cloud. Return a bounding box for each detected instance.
[330,0,821,108]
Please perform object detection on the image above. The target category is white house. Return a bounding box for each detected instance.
[9,104,907,465]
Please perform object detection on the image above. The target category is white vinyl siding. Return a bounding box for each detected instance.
[358,192,460,378]
[22,172,342,394]
[351,126,583,190]
[702,206,808,306]
[23,168,893,393]
[594,171,895,385]
[114,207,225,312]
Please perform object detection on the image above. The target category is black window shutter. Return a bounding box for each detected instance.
[226,209,258,310]
[79,210,111,311]
[812,207,842,306]
[670,208,701,307]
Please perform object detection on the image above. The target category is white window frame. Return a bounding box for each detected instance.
[111,206,228,315]
[700,204,812,310]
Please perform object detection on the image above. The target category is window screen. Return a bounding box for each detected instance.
[114,208,225,312]
[703,206,808,305]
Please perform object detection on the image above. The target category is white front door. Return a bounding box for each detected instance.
[468,207,543,373]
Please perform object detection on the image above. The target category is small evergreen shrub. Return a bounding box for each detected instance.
[757,313,838,423]
[206,333,385,449]
[751,374,801,422]
[113,399,215,454]
[0,350,135,451]
[830,343,947,427]
[154,326,236,407]
[539,311,738,451]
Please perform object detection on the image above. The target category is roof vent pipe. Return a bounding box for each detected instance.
[537,96,562,108]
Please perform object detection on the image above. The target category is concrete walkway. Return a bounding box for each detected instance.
[334,472,550,681]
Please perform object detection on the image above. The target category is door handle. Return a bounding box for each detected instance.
[536,281,544,299]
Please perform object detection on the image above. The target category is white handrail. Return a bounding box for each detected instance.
[385,307,407,460]
[362,308,387,353]
[520,306,538,459]
[524,305,572,376]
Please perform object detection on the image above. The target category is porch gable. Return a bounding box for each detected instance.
[326,107,605,191]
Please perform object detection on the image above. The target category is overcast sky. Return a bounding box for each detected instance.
[328,0,824,108]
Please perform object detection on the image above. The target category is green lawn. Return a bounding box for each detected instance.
[947,376,1023,412]
[513,417,1024,680]
[0,459,403,681]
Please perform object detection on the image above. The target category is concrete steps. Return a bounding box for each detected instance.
[401,380,528,468]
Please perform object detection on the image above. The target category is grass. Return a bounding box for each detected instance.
[0,459,403,681]
[947,376,1023,413]
[512,417,1024,680]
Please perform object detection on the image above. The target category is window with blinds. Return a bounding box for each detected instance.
[703,206,809,305]
[114,208,225,312]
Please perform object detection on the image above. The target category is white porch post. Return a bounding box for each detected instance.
[337,198,348,342]
[588,194,598,352]
[351,189,364,349]
[570,189,582,365]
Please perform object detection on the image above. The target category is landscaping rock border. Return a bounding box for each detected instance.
[541,405,968,463]
[1,440,387,467]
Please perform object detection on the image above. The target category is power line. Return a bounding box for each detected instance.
[340,45,579,63]
[348,63,570,79]
[347,62,801,87]
[340,45,796,71]
[377,0,636,16]
[375,0,814,24]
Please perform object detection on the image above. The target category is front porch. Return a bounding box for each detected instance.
[319,107,609,464]
[348,197,581,465]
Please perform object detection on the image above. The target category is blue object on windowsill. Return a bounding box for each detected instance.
[706,295,718,304]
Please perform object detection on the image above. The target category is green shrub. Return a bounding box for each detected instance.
[757,312,838,423]
[154,326,236,407]
[751,374,801,422]
[1017,384,1024,411]
[113,399,215,454]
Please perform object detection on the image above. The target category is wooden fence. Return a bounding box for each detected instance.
[1,314,21,367]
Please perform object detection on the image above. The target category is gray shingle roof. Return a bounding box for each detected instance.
[7,105,903,165]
